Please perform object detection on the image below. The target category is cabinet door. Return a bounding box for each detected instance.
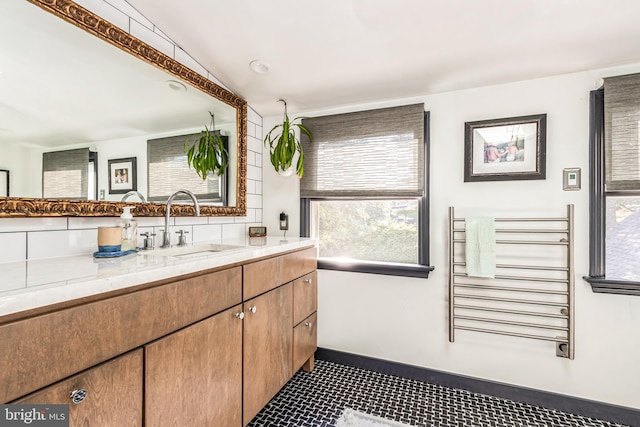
[243,283,293,425]
[15,349,143,426]
[145,305,243,427]
[293,312,317,372]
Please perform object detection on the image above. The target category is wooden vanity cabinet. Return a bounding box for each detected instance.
[3,245,318,427]
[15,349,143,426]
[242,283,293,425]
[145,305,243,427]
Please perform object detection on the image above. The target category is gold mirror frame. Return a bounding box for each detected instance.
[0,0,247,217]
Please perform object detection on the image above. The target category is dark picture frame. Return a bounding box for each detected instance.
[464,114,547,182]
[0,170,9,197]
[108,157,137,194]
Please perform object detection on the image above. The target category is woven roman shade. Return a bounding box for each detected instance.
[147,133,226,203]
[300,103,425,198]
[604,73,640,191]
[42,148,89,199]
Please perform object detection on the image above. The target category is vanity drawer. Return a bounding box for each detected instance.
[281,247,317,286]
[244,247,317,300]
[0,267,242,403]
[293,312,317,372]
[293,271,318,326]
[14,349,143,426]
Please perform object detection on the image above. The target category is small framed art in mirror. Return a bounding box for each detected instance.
[108,158,137,194]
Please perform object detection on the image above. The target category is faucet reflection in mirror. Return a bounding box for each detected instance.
[120,191,146,203]
[162,190,201,248]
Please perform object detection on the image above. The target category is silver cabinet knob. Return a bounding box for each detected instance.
[248,306,257,314]
[305,322,313,328]
[235,312,245,320]
[304,278,312,284]
[70,389,87,404]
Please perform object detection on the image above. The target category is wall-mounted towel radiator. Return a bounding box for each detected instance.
[448,205,574,359]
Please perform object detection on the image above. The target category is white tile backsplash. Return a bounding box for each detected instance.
[0,218,67,232]
[248,107,262,126]
[247,164,262,182]
[28,229,98,260]
[104,0,154,28]
[174,216,209,226]
[247,194,262,210]
[0,0,265,263]
[192,224,222,243]
[235,209,257,224]
[68,217,122,230]
[222,224,249,241]
[247,121,257,139]
[207,217,234,225]
[247,179,257,195]
[130,20,174,58]
[248,135,263,153]
[175,47,208,78]
[0,233,27,263]
[74,0,130,32]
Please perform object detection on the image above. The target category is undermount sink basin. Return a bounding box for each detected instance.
[143,243,244,259]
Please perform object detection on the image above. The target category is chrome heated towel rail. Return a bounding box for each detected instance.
[448,205,575,359]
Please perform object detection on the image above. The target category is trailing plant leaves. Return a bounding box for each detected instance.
[263,112,313,177]
[184,125,228,181]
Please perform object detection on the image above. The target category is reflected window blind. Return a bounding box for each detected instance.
[147,133,225,203]
[604,73,640,191]
[300,103,424,198]
[42,148,89,199]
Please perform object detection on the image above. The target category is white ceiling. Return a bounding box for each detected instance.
[125,0,640,117]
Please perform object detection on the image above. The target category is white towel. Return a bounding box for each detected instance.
[465,216,496,278]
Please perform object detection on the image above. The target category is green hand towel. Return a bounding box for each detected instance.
[465,216,496,278]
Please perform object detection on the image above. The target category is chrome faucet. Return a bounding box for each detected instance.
[161,189,200,248]
[120,190,147,203]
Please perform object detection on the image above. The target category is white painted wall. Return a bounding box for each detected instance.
[263,65,640,409]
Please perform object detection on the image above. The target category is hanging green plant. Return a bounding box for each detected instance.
[184,111,229,180]
[264,99,312,178]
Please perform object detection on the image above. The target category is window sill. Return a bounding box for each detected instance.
[583,276,640,296]
[318,258,434,278]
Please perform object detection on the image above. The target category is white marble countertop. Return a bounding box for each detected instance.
[0,237,317,319]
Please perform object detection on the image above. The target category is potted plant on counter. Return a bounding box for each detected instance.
[264,99,312,177]
[184,111,228,180]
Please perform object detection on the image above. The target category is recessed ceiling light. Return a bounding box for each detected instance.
[167,79,187,91]
[249,60,271,74]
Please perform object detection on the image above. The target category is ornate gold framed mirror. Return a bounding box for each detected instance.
[0,0,247,217]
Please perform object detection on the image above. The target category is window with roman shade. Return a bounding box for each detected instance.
[300,103,432,278]
[604,74,640,191]
[42,148,90,199]
[147,133,227,204]
[586,73,640,294]
[300,103,425,199]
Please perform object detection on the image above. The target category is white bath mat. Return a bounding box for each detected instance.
[336,408,412,427]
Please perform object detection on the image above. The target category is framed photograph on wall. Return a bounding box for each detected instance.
[0,170,9,197]
[108,157,137,194]
[464,114,547,182]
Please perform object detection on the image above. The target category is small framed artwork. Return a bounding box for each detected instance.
[464,114,547,182]
[108,157,137,194]
[0,169,9,197]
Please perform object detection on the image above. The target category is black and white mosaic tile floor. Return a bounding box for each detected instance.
[247,359,629,427]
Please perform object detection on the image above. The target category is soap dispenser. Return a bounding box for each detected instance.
[118,206,138,251]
